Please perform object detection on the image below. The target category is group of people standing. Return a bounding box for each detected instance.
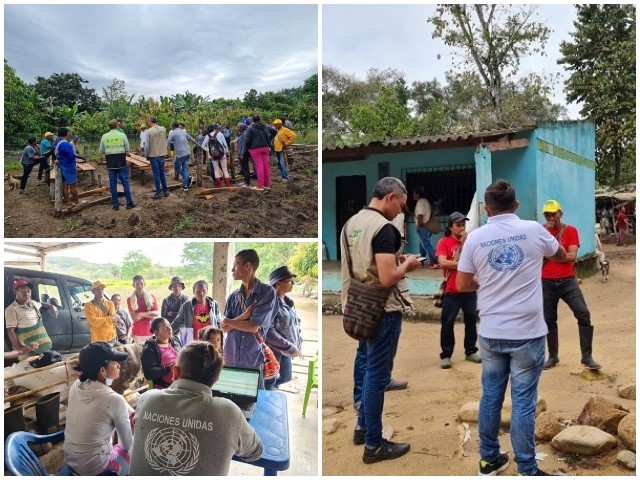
[56,248,304,475]
[341,177,602,475]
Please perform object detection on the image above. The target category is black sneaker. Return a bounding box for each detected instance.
[362,439,410,464]
[478,453,509,476]
[126,202,136,209]
[353,428,366,445]
[112,205,120,211]
[163,191,170,197]
[151,194,162,200]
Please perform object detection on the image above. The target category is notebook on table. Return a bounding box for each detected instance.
[211,366,260,420]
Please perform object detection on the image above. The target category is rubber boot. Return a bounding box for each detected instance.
[225,177,231,187]
[35,392,60,434]
[215,177,222,188]
[579,325,602,370]
[4,405,25,440]
[543,329,559,369]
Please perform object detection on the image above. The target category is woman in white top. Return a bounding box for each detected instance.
[64,342,133,475]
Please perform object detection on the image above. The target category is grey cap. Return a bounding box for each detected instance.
[447,211,470,225]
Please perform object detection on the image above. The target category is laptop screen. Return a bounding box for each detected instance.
[212,367,260,398]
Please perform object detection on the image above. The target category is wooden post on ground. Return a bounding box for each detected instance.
[97,174,102,188]
[54,163,63,215]
[196,159,202,187]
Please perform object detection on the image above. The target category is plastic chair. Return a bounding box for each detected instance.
[5,430,116,476]
[302,353,318,418]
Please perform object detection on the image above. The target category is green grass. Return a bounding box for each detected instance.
[5,158,21,175]
[173,216,196,233]
[297,130,318,145]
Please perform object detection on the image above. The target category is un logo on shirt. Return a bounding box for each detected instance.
[488,244,524,271]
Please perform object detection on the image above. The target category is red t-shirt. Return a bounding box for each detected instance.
[192,302,211,340]
[617,211,628,230]
[435,235,463,293]
[541,224,579,279]
[127,293,158,336]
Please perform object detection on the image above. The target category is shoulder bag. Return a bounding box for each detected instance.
[256,334,280,380]
[341,219,391,340]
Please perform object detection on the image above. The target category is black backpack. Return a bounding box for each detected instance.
[208,134,225,159]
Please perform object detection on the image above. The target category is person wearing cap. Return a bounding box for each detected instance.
[5,280,56,359]
[161,276,189,321]
[64,342,133,475]
[413,186,439,268]
[130,341,263,475]
[38,131,55,183]
[435,212,481,369]
[52,127,80,207]
[456,180,568,476]
[264,266,303,389]
[240,114,277,191]
[167,122,198,192]
[342,177,422,464]
[144,116,169,200]
[540,199,602,370]
[141,317,182,389]
[127,275,159,343]
[221,250,278,387]
[84,280,118,345]
[111,294,133,344]
[201,123,231,187]
[273,119,297,183]
[222,122,232,149]
[99,119,136,211]
[18,137,50,194]
[171,280,223,345]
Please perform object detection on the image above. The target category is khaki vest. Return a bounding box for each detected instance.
[340,208,413,314]
[146,125,167,157]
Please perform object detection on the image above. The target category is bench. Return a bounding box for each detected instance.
[76,162,96,186]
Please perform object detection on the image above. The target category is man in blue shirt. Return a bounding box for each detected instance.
[221,249,277,389]
[167,122,198,191]
[53,127,80,207]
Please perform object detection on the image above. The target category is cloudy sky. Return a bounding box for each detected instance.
[323,4,583,119]
[5,4,318,100]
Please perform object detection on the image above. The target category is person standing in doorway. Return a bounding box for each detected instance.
[413,186,439,268]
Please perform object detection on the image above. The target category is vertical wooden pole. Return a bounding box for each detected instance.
[212,242,233,313]
[54,163,63,215]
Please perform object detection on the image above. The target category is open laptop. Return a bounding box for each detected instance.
[211,366,260,420]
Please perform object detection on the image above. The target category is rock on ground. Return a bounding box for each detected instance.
[617,450,636,470]
[618,383,636,400]
[551,425,618,456]
[577,396,630,435]
[458,398,546,427]
[535,411,563,441]
[617,413,636,452]
[323,418,341,435]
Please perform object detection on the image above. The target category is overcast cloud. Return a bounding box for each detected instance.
[323,4,583,119]
[5,4,318,100]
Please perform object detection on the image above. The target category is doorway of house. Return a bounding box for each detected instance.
[336,175,367,259]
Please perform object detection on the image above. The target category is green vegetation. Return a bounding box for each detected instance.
[173,216,196,233]
[4,63,318,149]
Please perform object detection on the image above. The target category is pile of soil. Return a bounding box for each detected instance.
[322,240,636,476]
[4,151,317,238]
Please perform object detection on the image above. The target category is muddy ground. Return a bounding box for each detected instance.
[4,151,317,238]
[322,238,636,476]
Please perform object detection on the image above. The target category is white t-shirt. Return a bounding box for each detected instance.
[5,300,42,329]
[391,212,406,238]
[458,213,559,340]
[414,198,431,224]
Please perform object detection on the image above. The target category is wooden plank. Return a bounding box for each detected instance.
[49,187,108,203]
[76,163,96,171]
[148,183,183,193]
[195,187,243,196]
[61,195,111,214]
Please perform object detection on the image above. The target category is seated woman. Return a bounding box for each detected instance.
[265,266,303,389]
[141,317,181,389]
[170,280,222,345]
[63,342,133,475]
[198,325,224,354]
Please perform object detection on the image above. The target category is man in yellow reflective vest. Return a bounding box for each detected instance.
[99,119,136,211]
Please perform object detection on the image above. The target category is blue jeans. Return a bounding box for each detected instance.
[418,227,438,264]
[542,278,591,333]
[108,169,133,207]
[440,292,478,358]
[357,311,403,448]
[149,156,168,195]
[173,154,191,188]
[275,151,288,180]
[478,335,545,476]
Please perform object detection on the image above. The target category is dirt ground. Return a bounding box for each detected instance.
[322,238,636,476]
[4,151,317,238]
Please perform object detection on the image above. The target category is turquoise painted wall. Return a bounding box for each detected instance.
[323,147,476,259]
[534,121,596,256]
